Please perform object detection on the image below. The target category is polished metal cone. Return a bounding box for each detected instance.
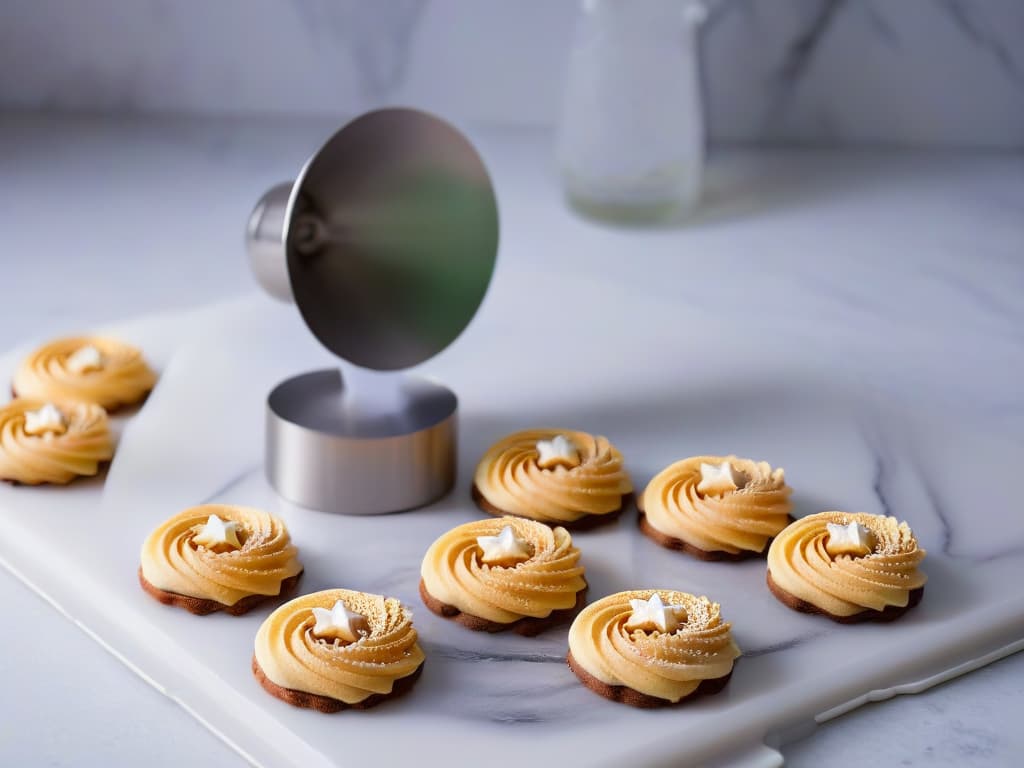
[246,108,499,514]
[247,107,499,371]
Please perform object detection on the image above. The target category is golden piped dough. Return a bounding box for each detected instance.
[421,516,586,624]
[474,429,632,524]
[642,455,792,555]
[568,589,740,703]
[0,399,113,484]
[140,504,302,607]
[14,336,156,410]
[767,511,926,617]
[254,589,425,704]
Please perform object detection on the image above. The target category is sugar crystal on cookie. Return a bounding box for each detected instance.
[193,514,243,550]
[825,521,875,557]
[23,403,67,437]
[476,524,533,565]
[66,344,104,374]
[697,461,747,496]
[536,434,581,470]
[311,600,370,643]
[625,593,687,633]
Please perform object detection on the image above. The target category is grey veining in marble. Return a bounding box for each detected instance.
[2,289,1021,767]
[0,113,1023,768]
[703,0,1024,146]
[0,114,1023,767]
[2,0,1023,146]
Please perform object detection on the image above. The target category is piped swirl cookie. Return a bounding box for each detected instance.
[253,589,425,712]
[472,429,632,528]
[767,511,927,622]
[139,504,303,615]
[0,399,114,485]
[639,455,793,560]
[568,589,740,708]
[420,516,587,635]
[13,336,157,410]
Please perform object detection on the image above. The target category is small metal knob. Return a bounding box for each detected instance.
[246,182,294,302]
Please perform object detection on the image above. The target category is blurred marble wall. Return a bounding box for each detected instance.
[1,0,1021,147]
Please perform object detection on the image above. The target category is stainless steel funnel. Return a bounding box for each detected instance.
[246,108,499,514]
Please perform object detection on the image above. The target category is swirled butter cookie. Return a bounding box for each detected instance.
[139,504,303,615]
[639,455,793,560]
[472,429,632,528]
[766,511,926,622]
[568,589,740,708]
[13,336,156,410]
[253,589,425,712]
[0,399,114,485]
[420,516,587,635]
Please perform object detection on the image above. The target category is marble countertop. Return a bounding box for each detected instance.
[0,112,1021,767]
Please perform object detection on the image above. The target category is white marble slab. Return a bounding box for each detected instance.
[2,0,1023,146]
[1,113,1023,766]
[0,277,1022,765]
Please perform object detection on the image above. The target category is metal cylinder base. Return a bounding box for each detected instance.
[266,369,457,515]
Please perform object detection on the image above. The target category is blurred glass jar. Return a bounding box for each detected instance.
[557,0,708,223]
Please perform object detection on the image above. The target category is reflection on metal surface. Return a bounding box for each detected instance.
[245,108,494,514]
[266,370,456,515]
[246,182,295,302]
[246,108,499,371]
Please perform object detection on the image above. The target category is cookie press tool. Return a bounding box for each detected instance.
[245,108,499,515]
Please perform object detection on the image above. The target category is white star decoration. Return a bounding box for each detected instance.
[67,344,104,374]
[311,600,370,643]
[825,521,875,557]
[697,460,746,496]
[476,525,533,565]
[625,593,687,633]
[536,434,581,470]
[24,403,67,437]
[192,515,243,550]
